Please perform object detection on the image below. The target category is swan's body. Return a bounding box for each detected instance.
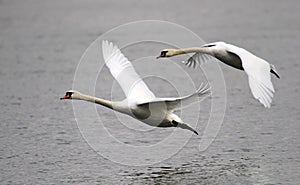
[158,41,280,108]
[61,41,210,134]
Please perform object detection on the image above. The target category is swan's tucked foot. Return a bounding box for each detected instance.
[172,120,198,135]
[270,64,280,79]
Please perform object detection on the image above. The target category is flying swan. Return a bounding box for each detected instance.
[157,41,280,108]
[61,41,210,134]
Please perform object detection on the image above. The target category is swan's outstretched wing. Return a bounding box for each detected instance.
[183,53,212,68]
[102,40,155,103]
[227,46,275,108]
[247,74,274,108]
[137,83,210,111]
[183,43,217,68]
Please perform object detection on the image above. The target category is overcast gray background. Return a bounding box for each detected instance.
[0,0,299,184]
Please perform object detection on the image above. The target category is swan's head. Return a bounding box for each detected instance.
[157,49,179,58]
[60,90,82,100]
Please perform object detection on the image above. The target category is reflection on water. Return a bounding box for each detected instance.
[119,153,264,184]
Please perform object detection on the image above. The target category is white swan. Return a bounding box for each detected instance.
[157,41,280,108]
[61,41,210,134]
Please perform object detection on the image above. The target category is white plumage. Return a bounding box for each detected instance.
[61,41,210,134]
[158,41,280,108]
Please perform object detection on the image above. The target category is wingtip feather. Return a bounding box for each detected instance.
[196,83,211,96]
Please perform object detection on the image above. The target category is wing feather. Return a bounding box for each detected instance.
[102,40,155,103]
[183,53,213,68]
[228,46,275,108]
[248,75,274,108]
[224,44,275,108]
[137,83,210,111]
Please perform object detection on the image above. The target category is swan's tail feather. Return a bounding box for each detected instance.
[270,64,280,79]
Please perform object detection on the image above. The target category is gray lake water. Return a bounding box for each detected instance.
[0,0,299,184]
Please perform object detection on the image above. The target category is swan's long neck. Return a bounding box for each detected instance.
[173,47,211,55]
[77,94,113,109]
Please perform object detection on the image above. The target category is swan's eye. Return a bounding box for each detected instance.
[160,51,168,57]
[203,44,216,48]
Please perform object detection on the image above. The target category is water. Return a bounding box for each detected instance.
[0,0,299,184]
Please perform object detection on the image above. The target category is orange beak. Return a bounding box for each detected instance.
[156,53,165,59]
[60,94,70,100]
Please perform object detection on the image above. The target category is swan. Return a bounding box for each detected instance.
[60,40,210,134]
[157,41,280,108]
